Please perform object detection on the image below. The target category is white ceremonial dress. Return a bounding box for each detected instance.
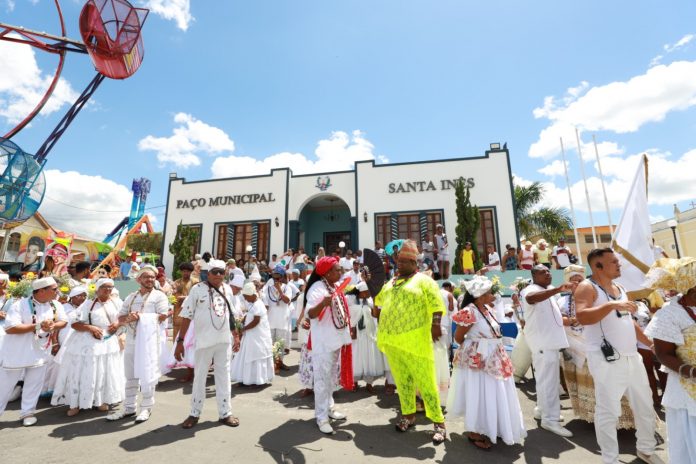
[447,304,526,445]
[118,289,169,414]
[645,298,696,464]
[181,282,234,419]
[262,279,293,352]
[348,296,384,383]
[231,298,273,385]
[51,298,125,409]
[0,298,68,419]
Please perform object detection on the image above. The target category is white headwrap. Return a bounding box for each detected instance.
[32,276,56,291]
[250,271,262,282]
[69,285,87,298]
[242,282,257,296]
[95,278,114,290]
[463,276,493,299]
[563,265,586,283]
[356,281,369,292]
[230,274,245,289]
[136,265,158,279]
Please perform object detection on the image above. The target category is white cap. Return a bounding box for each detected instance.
[209,259,226,270]
[242,282,257,296]
[356,281,369,292]
[230,274,245,288]
[32,276,56,291]
[69,285,87,298]
[95,278,114,290]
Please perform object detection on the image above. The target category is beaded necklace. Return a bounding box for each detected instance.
[126,290,152,336]
[205,282,229,331]
[322,278,349,330]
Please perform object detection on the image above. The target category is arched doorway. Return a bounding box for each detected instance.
[293,194,354,256]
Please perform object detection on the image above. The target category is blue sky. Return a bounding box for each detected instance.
[2,0,696,240]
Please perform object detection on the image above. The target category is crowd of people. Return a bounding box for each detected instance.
[0,240,694,464]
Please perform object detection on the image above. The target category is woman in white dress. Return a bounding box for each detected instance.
[447,275,526,450]
[230,283,274,385]
[644,258,696,463]
[348,282,384,393]
[51,278,124,416]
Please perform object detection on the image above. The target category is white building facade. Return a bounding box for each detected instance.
[161,147,518,271]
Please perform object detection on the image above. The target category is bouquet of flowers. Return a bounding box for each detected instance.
[167,294,177,306]
[272,339,285,362]
[509,277,531,293]
[233,316,244,335]
[8,279,32,299]
[490,275,503,296]
[87,283,97,300]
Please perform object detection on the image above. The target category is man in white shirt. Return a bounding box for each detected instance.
[0,277,68,426]
[262,266,293,368]
[339,250,355,272]
[575,249,663,464]
[176,260,240,429]
[551,239,572,270]
[524,265,576,438]
[347,260,363,286]
[486,244,501,272]
[108,265,169,423]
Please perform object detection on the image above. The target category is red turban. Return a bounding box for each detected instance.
[315,256,338,276]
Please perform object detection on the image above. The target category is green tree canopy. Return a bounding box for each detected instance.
[514,181,573,243]
[452,181,482,273]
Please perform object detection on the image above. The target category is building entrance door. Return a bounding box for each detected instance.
[324,231,351,255]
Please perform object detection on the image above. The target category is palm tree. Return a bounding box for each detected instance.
[514,181,573,243]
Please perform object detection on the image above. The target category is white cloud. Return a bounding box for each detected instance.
[4,1,15,12]
[0,35,79,127]
[38,170,135,240]
[664,34,695,53]
[530,60,696,159]
[211,130,384,178]
[138,112,235,168]
[537,159,568,177]
[520,149,696,216]
[141,0,193,31]
[650,34,694,67]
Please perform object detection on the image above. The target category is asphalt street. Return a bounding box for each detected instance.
[2,347,668,464]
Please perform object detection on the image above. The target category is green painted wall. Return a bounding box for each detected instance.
[300,205,351,252]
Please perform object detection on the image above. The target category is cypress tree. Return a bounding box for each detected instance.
[452,180,481,274]
[168,221,199,279]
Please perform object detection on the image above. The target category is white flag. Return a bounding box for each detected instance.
[613,154,654,295]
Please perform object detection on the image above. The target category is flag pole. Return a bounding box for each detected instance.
[593,134,614,237]
[560,138,583,264]
[575,127,598,247]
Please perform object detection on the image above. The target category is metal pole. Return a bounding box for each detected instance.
[560,138,583,264]
[575,127,598,247]
[592,134,614,237]
[671,226,681,258]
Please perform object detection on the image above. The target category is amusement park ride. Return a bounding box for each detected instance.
[0,0,152,274]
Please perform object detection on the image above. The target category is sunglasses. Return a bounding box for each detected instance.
[209,269,225,275]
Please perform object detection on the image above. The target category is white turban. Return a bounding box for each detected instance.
[95,278,114,290]
[356,281,369,292]
[136,265,158,278]
[230,274,245,289]
[69,285,87,298]
[250,271,262,282]
[463,276,493,299]
[232,268,244,278]
[563,265,586,283]
[242,282,257,296]
[32,276,56,291]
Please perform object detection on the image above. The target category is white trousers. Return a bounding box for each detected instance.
[312,349,339,422]
[0,365,47,418]
[587,351,656,464]
[270,329,289,358]
[531,349,561,423]
[190,343,232,419]
[124,344,155,413]
[666,407,696,464]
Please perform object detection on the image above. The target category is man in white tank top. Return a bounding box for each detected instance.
[575,249,663,464]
